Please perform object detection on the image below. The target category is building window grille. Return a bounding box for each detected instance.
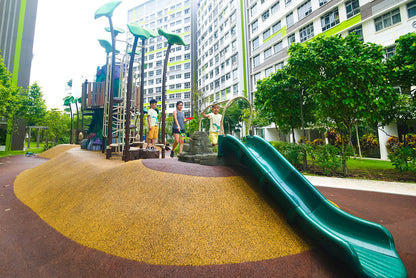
[348,25,363,41]
[264,48,273,59]
[263,29,271,40]
[271,2,280,14]
[262,10,270,21]
[345,0,360,19]
[253,55,261,67]
[408,1,416,18]
[385,45,396,58]
[252,20,258,33]
[251,3,257,17]
[274,41,283,53]
[252,37,260,50]
[374,8,401,31]
[321,8,340,31]
[297,0,312,21]
[265,67,274,76]
[287,33,296,45]
[286,12,294,27]
[299,23,314,42]
[275,62,284,70]
[272,21,282,33]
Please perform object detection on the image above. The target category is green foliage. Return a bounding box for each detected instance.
[222,99,248,134]
[39,109,71,144]
[388,133,416,172]
[270,141,304,169]
[386,32,416,122]
[255,67,314,134]
[306,144,342,175]
[360,133,379,156]
[288,33,397,174]
[21,82,47,126]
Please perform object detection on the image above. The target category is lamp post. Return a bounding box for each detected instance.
[122,23,158,162]
[158,29,186,158]
[94,1,122,159]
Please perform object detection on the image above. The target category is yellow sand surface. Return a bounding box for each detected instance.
[14,146,310,265]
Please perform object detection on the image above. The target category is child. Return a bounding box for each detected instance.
[201,103,223,146]
[171,101,190,157]
[147,99,158,149]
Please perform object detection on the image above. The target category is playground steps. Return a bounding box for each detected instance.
[128,148,159,160]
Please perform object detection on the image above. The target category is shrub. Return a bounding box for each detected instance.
[388,134,416,172]
[306,144,342,175]
[270,141,304,169]
[360,133,379,157]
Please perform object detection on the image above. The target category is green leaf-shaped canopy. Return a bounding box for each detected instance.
[63,96,74,106]
[128,23,158,40]
[105,27,125,36]
[98,39,120,54]
[94,1,122,19]
[158,29,186,46]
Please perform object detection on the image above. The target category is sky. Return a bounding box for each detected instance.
[30,0,138,110]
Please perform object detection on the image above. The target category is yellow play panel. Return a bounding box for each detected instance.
[15,146,310,265]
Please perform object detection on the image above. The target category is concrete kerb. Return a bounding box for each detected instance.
[306,175,416,196]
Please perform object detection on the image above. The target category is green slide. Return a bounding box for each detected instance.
[218,135,407,278]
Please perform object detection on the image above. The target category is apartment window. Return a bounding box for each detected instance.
[288,33,296,45]
[233,69,238,79]
[253,55,261,67]
[319,0,329,6]
[184,92,190,98]
[265,67,274,76]
[275,62,284,70]
[374,8,401,31]
[169,103,175,108]
[321,8,340,31]
[252,37,260,50]
[299,23,314,42]
[262,10,270,21]
[272,21,282,33]
[408,1,416,18]
[286,12,294,27]
[264,47,273,59]
[385,46,396,58]
[271,2,280,14]
[345,0,360,19]
[348,25,363,41]
[298,0,312,21]
[263,29,271,40]
[233,84,238,95]
[184,82,191,89]
[274,41,283,52]
[184,72,191,78]
[254,73,262,84]
[285,0,292,6]
[252,20,258,33]
[251,3,257,17]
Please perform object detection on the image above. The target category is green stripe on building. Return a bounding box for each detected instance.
[12,0,26,86]
[168,59,191,66]
[319,14,361,37]
[263,25,287,44]
[239,0,248,98]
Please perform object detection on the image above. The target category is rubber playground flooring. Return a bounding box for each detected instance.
[1,145,415,277]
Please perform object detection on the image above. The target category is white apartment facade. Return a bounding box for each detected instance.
[195,0,251,111]
[127,0,193,117]
[246,0,416,158]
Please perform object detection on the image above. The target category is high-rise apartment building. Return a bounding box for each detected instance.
[195,0,251,111]
[247,0,416,97]
[127,0,193,118]
[0,0,38,89]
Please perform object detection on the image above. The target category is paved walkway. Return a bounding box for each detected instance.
[305,175,416,196]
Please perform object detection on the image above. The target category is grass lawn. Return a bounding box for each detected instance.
[0,142,45,158]
[306,156,415,183]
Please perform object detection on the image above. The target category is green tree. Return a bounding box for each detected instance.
[385,32,416,124]
[21,82,47,126]
[288,34,397,174]
[40,109,71,144]
[222,99,249,135]
[255,67,315,140]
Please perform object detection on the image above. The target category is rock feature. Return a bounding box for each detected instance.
[178,131,220,166]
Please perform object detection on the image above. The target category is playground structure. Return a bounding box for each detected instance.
[80,2,186,161]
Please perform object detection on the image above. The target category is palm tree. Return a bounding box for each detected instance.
[94,1,122,159]
[157,29,186,158]
[122,23,158,161]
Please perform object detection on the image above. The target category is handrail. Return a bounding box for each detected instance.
[198,96,253,135]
